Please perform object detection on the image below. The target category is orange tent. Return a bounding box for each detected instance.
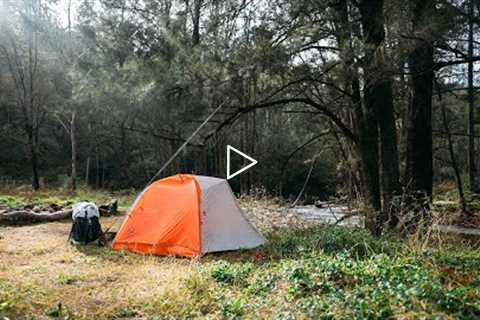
[112,174,265,257]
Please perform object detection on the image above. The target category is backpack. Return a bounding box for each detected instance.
[69,202,103,245]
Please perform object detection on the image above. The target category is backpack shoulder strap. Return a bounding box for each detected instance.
[67,220,75,243]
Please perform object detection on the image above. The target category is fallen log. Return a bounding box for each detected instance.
[99,198,118,216]
[0,199,119,226]
[0,209,73,226]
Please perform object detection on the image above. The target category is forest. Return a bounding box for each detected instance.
[1,0,480,319]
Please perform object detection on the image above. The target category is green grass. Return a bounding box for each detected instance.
[1,188,480,319]
[2,224,479,319]
[197,226,479,319]
[0,185,135,212]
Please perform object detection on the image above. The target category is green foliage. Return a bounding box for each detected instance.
[220,299,246,319]
[0,282,25,315]
[0,0,341,196]
[0,195,25,208]
[201,226,479,319]
[211,262,254,286]
[0,185,134,211]
[263,224,400,259]
[1,224,479,319]
[45,303,62,318]
[0,281,45,317]
[57,274,82,285]
[430,249,480,270]
[117,307,138,318]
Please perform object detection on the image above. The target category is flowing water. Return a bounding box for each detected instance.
[290,205,364,227]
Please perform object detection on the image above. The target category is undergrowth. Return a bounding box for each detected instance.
[198,226,480,319]
[1,187,479,319]
[1,224,479,319]
[0,185,135,211]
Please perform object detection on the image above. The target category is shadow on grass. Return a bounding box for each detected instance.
[74,243,197,264]
[73,243,140,263]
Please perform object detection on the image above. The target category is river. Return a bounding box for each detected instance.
[290,205,364,227]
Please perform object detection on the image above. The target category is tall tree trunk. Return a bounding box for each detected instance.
[359,0,399,233]
[358,100,382,234]
[28,130,40,190]
[85,124,91,185]
[437,84,466,213]
[333,0,385,233]
[333,0,363,200]
[27,0,40,191]
[85,157,90,185]
[70,111,77,192]
[192,0,202,46]
[95,147,100,189]
[405,0,435,199]
[377,79,400,228]
[101,157,106,188]
[468,0,478,194]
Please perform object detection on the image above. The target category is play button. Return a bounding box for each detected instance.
[226,145,258,180]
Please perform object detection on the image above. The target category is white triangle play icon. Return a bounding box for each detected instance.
[226,145,258,180]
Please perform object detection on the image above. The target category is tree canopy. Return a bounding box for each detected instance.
[0,0,479,233]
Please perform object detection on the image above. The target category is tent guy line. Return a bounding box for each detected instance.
[144,99,229,188]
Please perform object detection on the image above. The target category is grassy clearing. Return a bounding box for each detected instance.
[0,190,480,319]
[1,223,479,319]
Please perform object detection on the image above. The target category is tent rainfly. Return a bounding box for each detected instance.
[112,174,265,257]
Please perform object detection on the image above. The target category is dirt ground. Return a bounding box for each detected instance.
[0,197,329,319]
[0,216,203,318]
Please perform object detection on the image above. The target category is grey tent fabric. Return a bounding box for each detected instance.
[195,175,266,253]
[194,175,224,190]
[114,174,266,255]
